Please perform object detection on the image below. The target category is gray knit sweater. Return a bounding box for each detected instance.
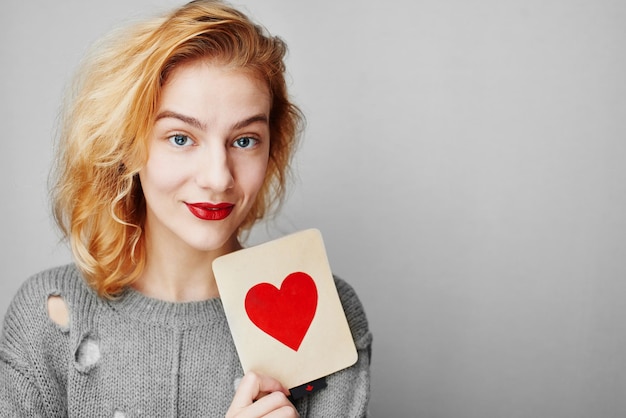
[0,264,371,417]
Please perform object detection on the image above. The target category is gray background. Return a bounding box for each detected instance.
[2,1,625,416]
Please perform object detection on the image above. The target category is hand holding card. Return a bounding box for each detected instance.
[213,229,357,390]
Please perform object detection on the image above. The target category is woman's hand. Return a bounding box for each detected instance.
[226,371,299,418]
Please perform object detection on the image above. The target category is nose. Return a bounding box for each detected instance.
[194,143,234,192]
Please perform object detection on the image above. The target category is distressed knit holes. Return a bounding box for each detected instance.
[75,335,101,370]
[113,411,126,418]
[47,295,69,328]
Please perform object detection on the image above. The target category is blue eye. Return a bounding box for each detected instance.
[169,134,194,147]
[233,136,257,149]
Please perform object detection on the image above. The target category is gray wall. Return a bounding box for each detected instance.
[2,1,625,416]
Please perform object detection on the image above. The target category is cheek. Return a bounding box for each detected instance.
[140,151,186,196]
[237,158,269,197]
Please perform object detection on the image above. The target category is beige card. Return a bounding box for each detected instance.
[212,229,357,389]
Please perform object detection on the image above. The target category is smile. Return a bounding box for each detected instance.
[185,202,235,221]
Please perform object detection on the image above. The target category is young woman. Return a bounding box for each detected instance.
[0,1,371,417]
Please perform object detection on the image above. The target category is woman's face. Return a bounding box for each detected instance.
[139,60,270,255]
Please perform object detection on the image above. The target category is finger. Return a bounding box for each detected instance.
[264,404,300,418]
[262,403,300,418]
[233,392,297,418]
[229,372,289,411]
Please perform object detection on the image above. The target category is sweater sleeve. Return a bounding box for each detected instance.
[0,268,71,417]
[0,360,47,417]
[300,277,373,417]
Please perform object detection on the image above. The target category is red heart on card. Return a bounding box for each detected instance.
[244,272,318,351]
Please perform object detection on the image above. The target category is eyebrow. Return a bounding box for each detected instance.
[155,110,268,131]
[156,111,206,131]
[232,114,269,130]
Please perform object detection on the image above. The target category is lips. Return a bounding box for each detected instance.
[185,202,235,221]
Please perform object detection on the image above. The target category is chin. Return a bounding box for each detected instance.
[186,232,238,254]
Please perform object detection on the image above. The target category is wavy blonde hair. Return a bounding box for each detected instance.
[52,0,303,297]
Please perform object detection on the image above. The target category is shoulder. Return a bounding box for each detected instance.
[0,265,83,416]
[1,264,89,356]
[3,264,88,319]
[333,276,371,350]
[13,263,84,295]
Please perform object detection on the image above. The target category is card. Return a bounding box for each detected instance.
[212,229,357,390]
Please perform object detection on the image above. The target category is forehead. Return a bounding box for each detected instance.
[162,58,269,97]
[158,60,271,120]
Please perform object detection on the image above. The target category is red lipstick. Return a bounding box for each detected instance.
[185,202,234,221]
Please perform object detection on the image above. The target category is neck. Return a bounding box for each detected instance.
[133,234,241,303]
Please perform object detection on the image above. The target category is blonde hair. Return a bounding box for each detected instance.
[52,0,303,297]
